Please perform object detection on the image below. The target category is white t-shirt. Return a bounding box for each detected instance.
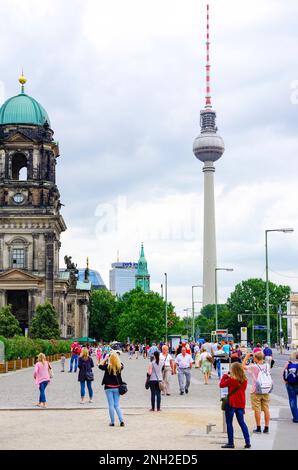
[200,352,212,362]
[160,353,172,367]
[175,353,193,369]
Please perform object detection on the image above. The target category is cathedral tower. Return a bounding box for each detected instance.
[0,75,89,336]
[135,244,150,293]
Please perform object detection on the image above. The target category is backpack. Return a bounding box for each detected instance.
[284,363,298,385]
[255,364,273,394]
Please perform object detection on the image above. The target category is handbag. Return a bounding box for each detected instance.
[145,373,150,390]
[116,374,127,395]
[86,371,94,381]
[48,363,54,379]
[220,383,241,411]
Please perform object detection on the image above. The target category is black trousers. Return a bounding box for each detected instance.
[150,381,161,410]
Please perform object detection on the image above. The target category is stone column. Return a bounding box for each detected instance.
[0,289,6,308]
[0,234,4,270]
[44,233,55,304]
[32,234,39,272]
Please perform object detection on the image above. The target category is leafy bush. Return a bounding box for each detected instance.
[0,305,22,338]
[0,336,72,361]
[30,301,61,339]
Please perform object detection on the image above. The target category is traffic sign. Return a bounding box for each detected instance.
[253,325,267,330]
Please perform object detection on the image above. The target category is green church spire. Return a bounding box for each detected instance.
[135,243,150,293]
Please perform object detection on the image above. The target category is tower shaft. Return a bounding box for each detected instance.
[202,161,216,306]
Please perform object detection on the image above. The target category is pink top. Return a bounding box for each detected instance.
[246,363,269,393]
[253,347,262,353]
[34,361,51,386]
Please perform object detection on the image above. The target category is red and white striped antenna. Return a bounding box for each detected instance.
[205,4,212,108]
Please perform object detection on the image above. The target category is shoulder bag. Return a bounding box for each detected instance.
[220,383,241,411]
[116,373,127,395]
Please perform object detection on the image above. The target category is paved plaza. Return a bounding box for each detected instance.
[0,352,297,450]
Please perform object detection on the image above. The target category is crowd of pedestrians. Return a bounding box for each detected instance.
[30,338,298,448]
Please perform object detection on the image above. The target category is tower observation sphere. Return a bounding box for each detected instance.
[193,109,225,163]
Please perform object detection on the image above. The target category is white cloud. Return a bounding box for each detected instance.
[1,0,298,316]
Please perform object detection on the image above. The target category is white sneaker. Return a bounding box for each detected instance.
[80,399,85,404]
[89,399,93,403]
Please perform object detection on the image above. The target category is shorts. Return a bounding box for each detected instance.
[250,393,270,412]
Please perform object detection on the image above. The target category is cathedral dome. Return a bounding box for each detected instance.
[0,76,50,127]
[0,93,50,126]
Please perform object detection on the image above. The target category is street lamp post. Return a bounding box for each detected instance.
[164,273,168,343]
[215,268,234,333]
[183,308,192,340]
[192,285,204,342]
[265,228,294,346]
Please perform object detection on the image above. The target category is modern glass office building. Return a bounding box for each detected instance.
[109,262,138,297]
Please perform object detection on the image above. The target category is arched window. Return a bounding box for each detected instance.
[11,153,28,180]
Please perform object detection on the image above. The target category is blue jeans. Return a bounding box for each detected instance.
[216,359,221,378]
[80,381,93,399]
[69,354,78,372]
[225,407,250,445]
[286,384,298,421]
[105,388,124,424]
[149,381,161,410]
[39,380,49,403]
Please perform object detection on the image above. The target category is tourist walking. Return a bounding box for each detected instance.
[220,363,251,449]
[175,346,193,395]
[263,344,273,367]
[60,353,66,372]
[99,352,125,427]
[199,347,213,385]
[69,341,81,373]
[231,345,242,363]
[78,347,94,404]
[128,344,134,359]
[213,345,227,379]
[148,351,163,411]
[148,343,159,361]
[33,353,52,408]
[194,343,201,368]
[135,343,140,359]
[283,351,298,423]
[253,343,262,354]
[160,345,174,396]
[242,351,273,433]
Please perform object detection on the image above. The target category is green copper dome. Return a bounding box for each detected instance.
[0,77,50,126]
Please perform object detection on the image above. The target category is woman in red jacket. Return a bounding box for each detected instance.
[219,362,251,449]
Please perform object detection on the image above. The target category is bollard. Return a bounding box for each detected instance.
[206,423,216,434]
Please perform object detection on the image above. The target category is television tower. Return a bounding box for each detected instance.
[193,4,225,306]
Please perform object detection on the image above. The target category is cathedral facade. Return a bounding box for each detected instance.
[0,75,90,338]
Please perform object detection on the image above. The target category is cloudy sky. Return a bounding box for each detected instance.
[1,0,298,316]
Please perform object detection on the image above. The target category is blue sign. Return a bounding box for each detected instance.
[253,326,267,330]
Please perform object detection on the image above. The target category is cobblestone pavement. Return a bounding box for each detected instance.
[0,352,297,450]
[0,352,290,409]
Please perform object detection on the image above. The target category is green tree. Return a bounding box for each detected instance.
[226,278,290,343]
[89,289,117,341]
[30,301,61,339]
[0,305,22,338]
[116,288,179,343]
[195,304,230,340]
